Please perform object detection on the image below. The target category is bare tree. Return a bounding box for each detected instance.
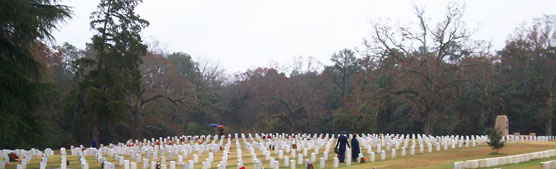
[368,3,488,134]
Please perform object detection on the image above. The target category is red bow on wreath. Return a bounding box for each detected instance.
[9,153,19,162]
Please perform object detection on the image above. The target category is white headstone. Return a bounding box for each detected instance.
[391,149,396,158]
[169,161,175,169]
[124,160,129,169]
[319,157,325,169]
[333,157,338,168]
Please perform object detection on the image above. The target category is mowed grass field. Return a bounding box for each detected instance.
[6,141,556,169]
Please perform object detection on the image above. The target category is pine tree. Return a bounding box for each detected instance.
[68,0,149,143]
[487,128,505,154]
[0,0,71,148]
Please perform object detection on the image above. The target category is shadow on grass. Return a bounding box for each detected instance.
[489,151,507,155]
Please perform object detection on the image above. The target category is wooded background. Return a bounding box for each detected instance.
[1,0,555,149]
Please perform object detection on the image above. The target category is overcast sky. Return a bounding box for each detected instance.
[52,0,556,74]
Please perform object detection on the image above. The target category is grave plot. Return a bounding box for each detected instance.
[1,133,555,169]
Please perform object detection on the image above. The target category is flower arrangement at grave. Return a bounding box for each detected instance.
[8,153,19,162]
[292,144,297,149]
[306,163,314,169]
[360,157,365,163]
[220,145,223,150]
[155,162,162,169]
[239,166,246,169]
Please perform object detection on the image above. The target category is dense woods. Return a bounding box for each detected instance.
[1,0,555,149]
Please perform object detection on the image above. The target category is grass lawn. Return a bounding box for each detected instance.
[5,141,556,169]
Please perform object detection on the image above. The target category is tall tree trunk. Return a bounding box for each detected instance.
[546,118,552,136]
[546,92,554,136]
[342,66,347,97]
[423,109,433,135]
[183,120,190,135]
[290,116,296,133]
[92,122,100,145]
[131,98,142,139]
[132,109,139,139]
[97,0,113,71]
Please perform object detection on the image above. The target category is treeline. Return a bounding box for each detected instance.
[1,0,555,149]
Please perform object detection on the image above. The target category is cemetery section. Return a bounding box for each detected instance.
[1,133,556,169]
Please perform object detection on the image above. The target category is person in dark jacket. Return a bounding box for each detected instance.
[218,127,224,136]
[335,130,350,163]
[351,133,360,162]
[91,139,97,148]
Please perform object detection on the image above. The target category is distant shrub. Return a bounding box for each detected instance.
[487,128,505,153]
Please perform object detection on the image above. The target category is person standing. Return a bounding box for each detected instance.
[335,130,350,163]
[351,133,360,162]
[217,126,224,136]
[91,139,97,148]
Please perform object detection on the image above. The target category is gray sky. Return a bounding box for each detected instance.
[52,0,556,74]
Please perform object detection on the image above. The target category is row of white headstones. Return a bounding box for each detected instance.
[454,148,556,169]
[0,134,553,169]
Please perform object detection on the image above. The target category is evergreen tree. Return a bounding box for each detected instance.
[0,0,71,148]
[487,128,505,153]
[68,0,149,144]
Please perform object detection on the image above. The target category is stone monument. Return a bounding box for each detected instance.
[495,115,509,136]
